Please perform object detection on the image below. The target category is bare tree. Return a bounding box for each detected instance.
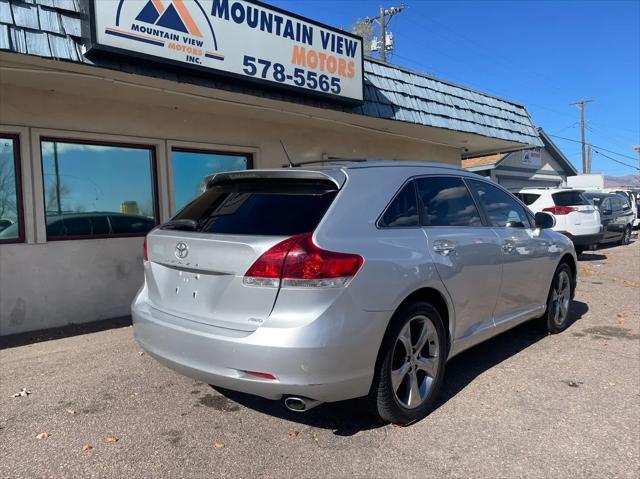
[0,154,17,219]
[351,19,375,57]
[45,182,72,213]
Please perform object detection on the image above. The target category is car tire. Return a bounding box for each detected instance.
[541,263,574,334]
[372,301,447,425]
[618,226,632,246]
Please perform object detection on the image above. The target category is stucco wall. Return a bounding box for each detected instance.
[0,77,461,335]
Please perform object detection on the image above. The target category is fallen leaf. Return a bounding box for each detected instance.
[214,441,225,449]
[138,351,145,356]
[11,388,31,398]
[82,444,93,452]
[310,431,318,441]
[66,409,76,416]
[106,435,119,444]
[288,430,299,438]
[36,432,50,439]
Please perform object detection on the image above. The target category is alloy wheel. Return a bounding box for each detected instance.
[551,270,571,326]
[390,315,440,409]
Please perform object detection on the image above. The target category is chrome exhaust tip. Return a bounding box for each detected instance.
[283,396,322,412]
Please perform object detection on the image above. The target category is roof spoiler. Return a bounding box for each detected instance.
[205,169,346,189]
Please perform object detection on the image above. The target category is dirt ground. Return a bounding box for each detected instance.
[1,241,639,478]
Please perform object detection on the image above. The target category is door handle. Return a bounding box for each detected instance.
[502,239,516,254]
[433,239,457,256]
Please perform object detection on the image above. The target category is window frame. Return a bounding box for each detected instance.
[0,133,25,244]
[39,137,160,241]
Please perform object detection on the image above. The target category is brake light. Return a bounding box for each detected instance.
[244,233,363,288]
[543,206,577,215]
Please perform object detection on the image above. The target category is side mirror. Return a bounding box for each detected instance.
[534,212,555,229]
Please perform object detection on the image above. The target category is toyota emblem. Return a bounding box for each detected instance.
[175,242,189,259]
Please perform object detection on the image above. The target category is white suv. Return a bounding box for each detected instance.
[516,188,603,255]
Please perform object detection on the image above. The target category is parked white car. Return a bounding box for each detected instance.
[516,188,603,255]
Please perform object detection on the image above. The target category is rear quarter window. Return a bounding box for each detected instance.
[170,179,338,236]
[515,193,541,206]
[552,191,589,206]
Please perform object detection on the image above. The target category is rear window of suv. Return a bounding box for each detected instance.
[169,179,338,236]
[552,191,589,206]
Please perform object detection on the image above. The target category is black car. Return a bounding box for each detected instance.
[583,192,634,246]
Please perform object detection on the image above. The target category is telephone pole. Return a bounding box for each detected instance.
[364,5,405,62]
[569,98,594,174]
[587,143,592,174]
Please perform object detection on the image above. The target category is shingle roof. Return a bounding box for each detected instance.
[0,0,542,147]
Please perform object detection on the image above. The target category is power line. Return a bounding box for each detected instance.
[547,134,638,161]
[592,149,639,171]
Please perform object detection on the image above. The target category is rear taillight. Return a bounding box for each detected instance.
[244,233,363,288]
[543,206,577,215]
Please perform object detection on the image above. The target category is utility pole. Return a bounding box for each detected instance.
[364,5,404,62]
[569,98,594,174]
[587,143,592,174]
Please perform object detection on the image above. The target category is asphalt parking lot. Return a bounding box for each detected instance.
[1,241,639,478]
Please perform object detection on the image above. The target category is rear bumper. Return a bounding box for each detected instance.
[568,232,604,246]
[132,290,388,403]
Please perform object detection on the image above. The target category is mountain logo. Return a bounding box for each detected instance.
[135,0,202,37]
[106,0,223,62]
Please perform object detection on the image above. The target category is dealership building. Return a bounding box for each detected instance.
[0,0,542,335]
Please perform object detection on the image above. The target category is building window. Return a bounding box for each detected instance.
[0,135,24,243]
[40,139,157,239]
[171,148,251,212]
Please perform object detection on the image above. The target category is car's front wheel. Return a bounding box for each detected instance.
[372,301,447,425]
[542,263,574,334]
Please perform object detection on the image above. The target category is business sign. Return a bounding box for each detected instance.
[87,0,364,103]
[521,148,542,167]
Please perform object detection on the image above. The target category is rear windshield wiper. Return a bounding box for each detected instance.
[161,219,199,231]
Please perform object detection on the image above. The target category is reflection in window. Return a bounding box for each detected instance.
[172,149,250,212]
[470,180,530,228]
[379,182,419,227]
[40,140,156,238]
[0,137,22,241]
[416,177,482,227]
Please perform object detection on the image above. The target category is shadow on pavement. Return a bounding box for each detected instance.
[0,316,132,350]
[214,300,589,435]
[578,252,607,261]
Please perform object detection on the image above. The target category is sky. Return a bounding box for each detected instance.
[272,0,640,177]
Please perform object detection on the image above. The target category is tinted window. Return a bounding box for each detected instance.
[172,149,250,211]
[0,136,22,242]
[470,180,531,228]
[171,180,337,236]
[612,197,625,212]
[41,140,157,238]
[515,193,541,206]
[110,215,156,234]
[379,182,419,227]
[552,191,589,206]
[415,177,482,227]
[600,198,612,213]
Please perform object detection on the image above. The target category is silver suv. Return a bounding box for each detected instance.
[132,161,577,424]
